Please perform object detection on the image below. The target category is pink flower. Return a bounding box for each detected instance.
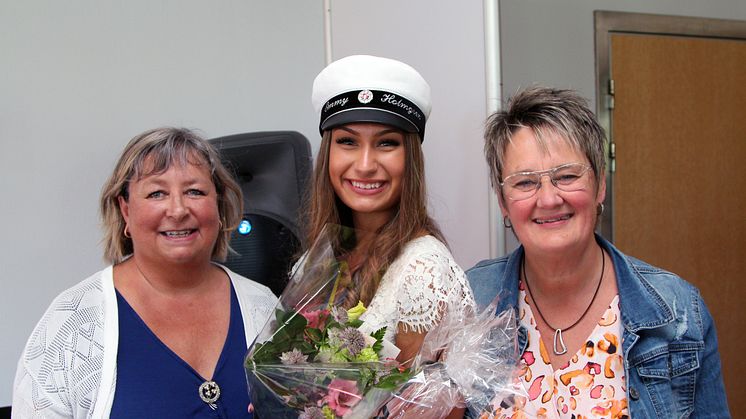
[320,378,362,416]
[301,309,330,329]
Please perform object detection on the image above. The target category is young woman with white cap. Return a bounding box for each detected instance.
[306,55,475,376]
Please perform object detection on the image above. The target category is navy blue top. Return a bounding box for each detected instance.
[111,283,252,418]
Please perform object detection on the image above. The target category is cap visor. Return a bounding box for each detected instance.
[320,109,419,134]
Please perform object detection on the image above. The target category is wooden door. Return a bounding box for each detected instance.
[610,32,746,412]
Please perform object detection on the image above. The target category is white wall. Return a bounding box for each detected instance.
[0,0,324,405]
[329,1,493,270]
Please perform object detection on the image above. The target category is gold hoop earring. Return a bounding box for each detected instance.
[124,224,131,238]
[598,203,605,216]
[218,219,224,231]
[503,216,513,229]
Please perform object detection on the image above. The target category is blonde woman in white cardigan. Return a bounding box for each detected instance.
[13,127,277,418]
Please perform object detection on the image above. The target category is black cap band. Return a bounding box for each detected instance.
[319,89,426,139]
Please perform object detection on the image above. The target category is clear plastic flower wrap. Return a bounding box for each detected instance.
[245,225,413,419]
[379,298,531,419]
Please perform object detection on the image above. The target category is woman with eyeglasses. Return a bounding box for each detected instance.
[467,87,729,418]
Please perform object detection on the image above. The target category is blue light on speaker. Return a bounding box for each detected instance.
[238,219,252,235]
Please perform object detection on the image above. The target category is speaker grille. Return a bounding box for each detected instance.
[224,213,299,297]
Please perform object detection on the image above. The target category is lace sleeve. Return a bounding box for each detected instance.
[390,239,475,334]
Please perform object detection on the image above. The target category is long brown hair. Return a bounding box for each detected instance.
[304,130,444,308]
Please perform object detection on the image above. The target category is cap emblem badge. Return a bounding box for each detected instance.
[357,90,373,104]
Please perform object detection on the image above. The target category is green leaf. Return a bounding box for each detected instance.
[283,312,308,335]
[375,369,413,390]
[249,342,265,357]
[369,327,387,353]
[275,308,288,323]
[250,341,280,364]
[358,367,374,390]
[272,311,307,346]
[371,327,387,341]
[297,341,317,356]
[305,327,323,342]
[279,309,297,324]
[273,331,290,344]
[326,319,341,330]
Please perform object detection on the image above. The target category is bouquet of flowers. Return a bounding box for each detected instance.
[245,225,413,419]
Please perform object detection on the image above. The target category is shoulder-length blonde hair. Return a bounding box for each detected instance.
[304,130,444,307]
[99,127,243,264]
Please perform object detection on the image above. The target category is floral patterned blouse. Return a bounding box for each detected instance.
[484,282,629,419]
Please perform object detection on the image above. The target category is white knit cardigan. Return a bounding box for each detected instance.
[12,265,277,419]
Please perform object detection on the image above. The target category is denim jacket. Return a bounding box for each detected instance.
[466,235,729,418]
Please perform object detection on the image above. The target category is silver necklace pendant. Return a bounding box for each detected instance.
[199,380,221,408]
[553,328,568,355]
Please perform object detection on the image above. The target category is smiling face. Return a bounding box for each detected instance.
[118,158,220,267]
[499,127,605,256]
[328,122,406,231]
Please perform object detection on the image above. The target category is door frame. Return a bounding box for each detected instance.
[593,10,746,241]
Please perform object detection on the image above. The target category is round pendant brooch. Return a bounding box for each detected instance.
[199,380,221,404]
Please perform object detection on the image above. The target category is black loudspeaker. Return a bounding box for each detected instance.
[210,131,312,297]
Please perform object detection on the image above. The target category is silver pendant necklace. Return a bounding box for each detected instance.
[522,247,605,356]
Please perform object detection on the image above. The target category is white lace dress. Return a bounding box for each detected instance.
[357,235,475,344]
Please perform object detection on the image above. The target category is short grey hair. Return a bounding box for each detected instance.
[99,127,243,263]
[484,86,607,196]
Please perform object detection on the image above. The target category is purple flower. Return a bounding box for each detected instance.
[279,348,308,365]
[338,327,366,356]
[331,306,349,323]
[298,406,325,419]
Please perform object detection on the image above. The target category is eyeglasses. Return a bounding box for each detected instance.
[500,163,592,201]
